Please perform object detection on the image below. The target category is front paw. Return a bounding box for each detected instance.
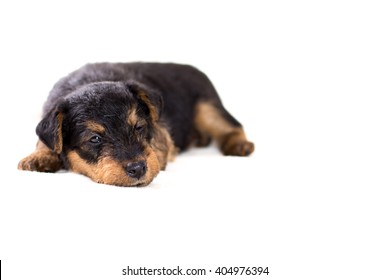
[18,152,62,172]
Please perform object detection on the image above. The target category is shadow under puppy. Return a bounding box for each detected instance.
[18,63,254,186]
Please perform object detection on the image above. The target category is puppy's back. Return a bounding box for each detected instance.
[43,62,218,114]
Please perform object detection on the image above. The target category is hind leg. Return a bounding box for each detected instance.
[192,129,212,147]
[194,101,254,156]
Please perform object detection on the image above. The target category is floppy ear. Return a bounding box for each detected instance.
[127,82,163,122]
[36,103,67,154]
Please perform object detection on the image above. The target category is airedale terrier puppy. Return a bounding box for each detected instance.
[18,63,254,186]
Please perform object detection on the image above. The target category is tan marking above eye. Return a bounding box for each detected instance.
[85,121,105,134]
[127,108,138,126]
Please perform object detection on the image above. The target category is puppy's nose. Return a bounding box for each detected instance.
[126,161,146,179]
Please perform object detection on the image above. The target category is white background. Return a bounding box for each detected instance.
[0,0,389,279]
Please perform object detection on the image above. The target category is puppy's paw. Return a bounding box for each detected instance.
[18,152,62,172]
[222,140,255,156]
[220,130,255,156]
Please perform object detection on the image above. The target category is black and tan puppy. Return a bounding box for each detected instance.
[18,63,254,186]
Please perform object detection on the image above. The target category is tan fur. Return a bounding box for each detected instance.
[127,108,138,126]
[67,146,161,187]
[54,113,63,154]
[219,130,255,156]
[138,91,159,121]
[85,121,105,133]
[151,124,177,170]
[18,140,63,172]
[194,102,254,156]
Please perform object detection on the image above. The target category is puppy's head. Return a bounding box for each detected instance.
[36,81,167,187]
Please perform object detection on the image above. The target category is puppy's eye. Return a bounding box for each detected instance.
[135,124,144,132]
[89,135,102,144]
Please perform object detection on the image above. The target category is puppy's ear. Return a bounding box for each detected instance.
[127,82,163,122]
[36,102,67,154]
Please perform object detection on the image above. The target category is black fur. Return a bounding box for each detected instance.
[19,62,254,186]
[41,63,242,151]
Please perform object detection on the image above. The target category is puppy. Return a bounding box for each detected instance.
[18,63,254,186]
